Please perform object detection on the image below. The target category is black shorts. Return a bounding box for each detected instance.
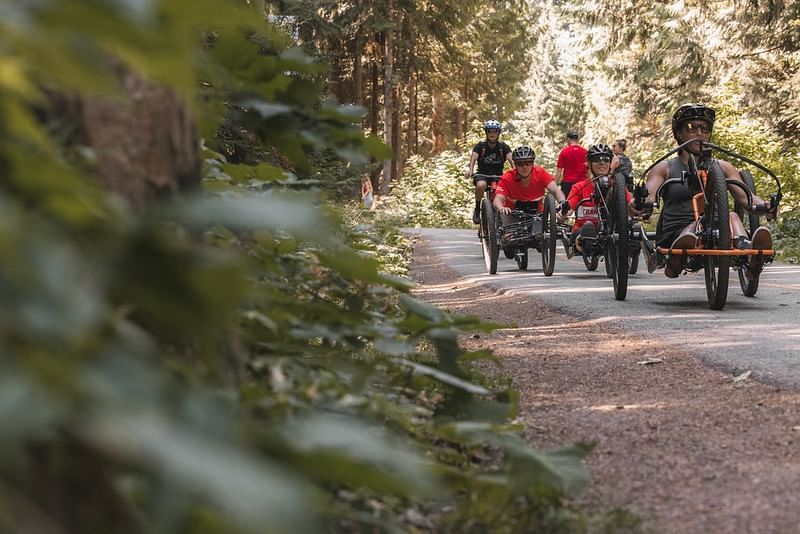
[473,174,501,186]
[560,181,578,197]
[656,227,683,249]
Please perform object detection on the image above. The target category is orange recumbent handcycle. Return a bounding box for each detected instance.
[635,140,781,310]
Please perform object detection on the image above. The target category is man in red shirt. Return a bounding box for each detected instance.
[493,145,565,228]
[556,131,588,198]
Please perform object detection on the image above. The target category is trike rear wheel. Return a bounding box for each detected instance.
[735,170,760,297]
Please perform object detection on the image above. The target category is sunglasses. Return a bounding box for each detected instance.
[591,156,611,164]
[684,122,712,134]
[486,129,500,133]
[515,160,534,166]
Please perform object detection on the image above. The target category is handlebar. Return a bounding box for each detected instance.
[634,139,783,212]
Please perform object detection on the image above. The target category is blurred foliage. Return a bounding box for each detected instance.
[0,0,607,532]
[381,149,475,229]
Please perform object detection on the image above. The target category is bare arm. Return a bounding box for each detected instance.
[493,193,511,214]
[720,160,775,220]
[555,167,564,184]
[644,161,668,204]
[545,181,567,221]
[465,152,479,178]
[610,155,620,174]
[545,181,566,203]
[506,151,514,168]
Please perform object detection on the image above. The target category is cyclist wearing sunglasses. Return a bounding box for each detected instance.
[465,119,513,224]
[637,103,776,278]
[565,144,633,251]
[493,145,566,229]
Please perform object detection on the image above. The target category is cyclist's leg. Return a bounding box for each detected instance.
[663,222,698,278]
[474,179,487,202]
[472,177,487,224]
[574,220,596,252]
[729,213,747,247]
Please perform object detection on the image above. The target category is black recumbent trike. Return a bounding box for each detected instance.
[634,139,782,310]
[476,179,559,276]
[557,172,641,301]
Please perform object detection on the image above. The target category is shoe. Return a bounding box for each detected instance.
[751,227,772,250]
[575,221,595,253]
[664,233,696,278]
[645,248,661,274]
[734,235,752,249]
[560,228,574,259]
[579,221,597,239]
[472,206,481,225]
[640,228,658,273]
[748,227,773,278]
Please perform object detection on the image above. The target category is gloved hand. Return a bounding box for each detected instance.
[752,198,778,221]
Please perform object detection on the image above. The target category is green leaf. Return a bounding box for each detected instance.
[83,411,319,532]
[394,358,491,395]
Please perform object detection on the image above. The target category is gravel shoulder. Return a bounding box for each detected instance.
[410,236,800,533]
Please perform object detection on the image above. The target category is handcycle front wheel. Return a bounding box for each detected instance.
[541,194,558,276]
[583,252,599,271]
[705,164,731,310]
[515,249,528,270]
[629,248,640,274]
[608,177,630,300]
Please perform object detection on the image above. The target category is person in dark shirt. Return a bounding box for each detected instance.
[465,119,513,224]
[610,138,633,192]
[637,103,776,278]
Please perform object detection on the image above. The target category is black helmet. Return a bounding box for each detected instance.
[483,119,502,132]
[566,131,579,140]
[587,143,613,162]
[512,145,535,162]
[671,103,715,139]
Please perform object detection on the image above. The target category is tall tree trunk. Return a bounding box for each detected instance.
[71,64,200,209]
[463,69,470,137]
[370,53,379,137]
[393,84,403,179]
[431,85,447,154]
[406,68,415,159]
[380,4,395,196]
[353,35,363,107]
[406,24,417,158]
[454,106,464,140]
[413,74,419,153]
